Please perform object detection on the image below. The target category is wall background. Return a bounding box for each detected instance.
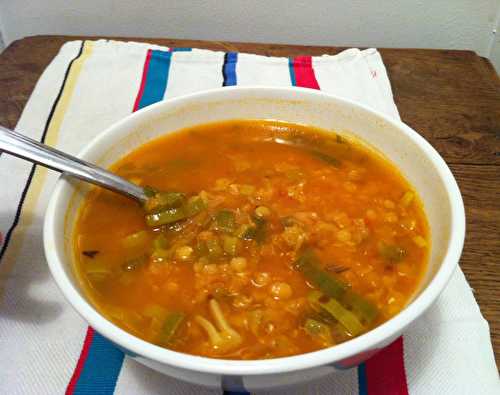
[0,0,499,71]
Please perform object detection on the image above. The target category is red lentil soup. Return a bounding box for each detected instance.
[74,120,429,359]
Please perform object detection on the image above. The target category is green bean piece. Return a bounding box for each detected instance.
[310,150,341,167]
[158,312,185,346]
[145,193,207,228]
[144,191,186,213]
[343,292,379,324]
[241,225,257,240]
[157,192,185,207]
[165,221,184,232]
[235,224,249,238]
[240,217,266,243]
[294,249,346,298]
[145,207,187,227]
[295,248,378,324]
[304,318,333,345]
[311,310,337,325]
[222,235,239,256]
[378,242,407,263]
[281,133,343,166]
[215,210,236,233]
[151,234,170,261]
[143,185,157,198]
[252,216,267,244]
[121,230,150,250]
[153,234,168,250]
[184,196,207,217]
[144,304,168,321]
[308,291,364,336]
[195,240,209,257]
[206,238,223,258]
[152,249,170,261]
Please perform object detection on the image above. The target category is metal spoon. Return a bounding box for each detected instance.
[0,125,147,204]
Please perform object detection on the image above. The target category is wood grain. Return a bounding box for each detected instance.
[0,35,499,368]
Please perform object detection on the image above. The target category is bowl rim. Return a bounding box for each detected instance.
[44,86,465,376]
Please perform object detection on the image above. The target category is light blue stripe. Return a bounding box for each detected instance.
[137,50,172,109]
[137,48,193,109]
[72,331,125,395]
[288,57,297,86]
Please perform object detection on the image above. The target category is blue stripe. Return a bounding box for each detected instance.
[137,50,173,109]
[288,57,297,86]
[73,331,125,395]
[223,52,238,86]
[136,48,192,109]
[357,363,368,395]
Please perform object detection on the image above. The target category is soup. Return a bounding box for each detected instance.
[74,120,429,359]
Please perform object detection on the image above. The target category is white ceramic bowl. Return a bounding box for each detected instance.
[44,87,465,391]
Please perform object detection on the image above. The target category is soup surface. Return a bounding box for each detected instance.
[74,120,429,359]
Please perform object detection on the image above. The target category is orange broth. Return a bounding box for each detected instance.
[74,120,429,359]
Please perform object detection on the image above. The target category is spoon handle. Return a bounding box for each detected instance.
[0,125,147,204]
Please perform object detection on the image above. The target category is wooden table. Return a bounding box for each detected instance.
[1,36,499,367]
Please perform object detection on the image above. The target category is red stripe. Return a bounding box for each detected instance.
[132,49,153,112]
[365,337,409,395]
[66,327,95,395]
[292,56,320,89]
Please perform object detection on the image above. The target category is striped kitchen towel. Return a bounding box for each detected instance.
[0,40,498,395]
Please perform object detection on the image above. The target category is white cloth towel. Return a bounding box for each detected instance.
[0,40,497,395]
